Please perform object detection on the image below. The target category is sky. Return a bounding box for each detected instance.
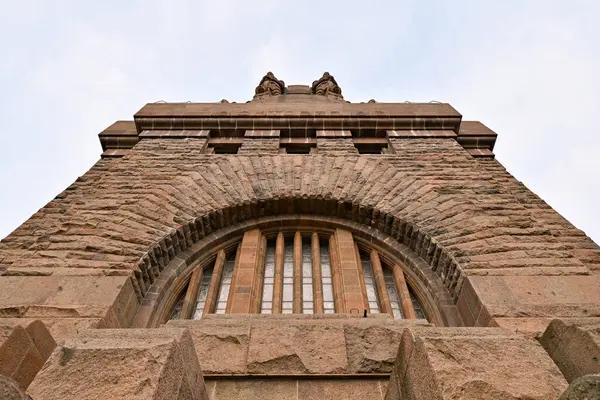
[0,0,599,244]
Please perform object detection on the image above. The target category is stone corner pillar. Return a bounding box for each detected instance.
[0,319,56,390]
[384,327,567,400]
[539,318,600,383]
[27,327,209,400]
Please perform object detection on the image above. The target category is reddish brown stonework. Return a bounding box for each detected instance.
[1,72,599,398]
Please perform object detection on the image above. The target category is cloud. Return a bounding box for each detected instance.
[0,0,598,244]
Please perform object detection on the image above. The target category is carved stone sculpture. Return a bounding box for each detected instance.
[253,72,285,100]
[311,72,343,99]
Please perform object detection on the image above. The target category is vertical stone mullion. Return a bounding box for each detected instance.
[293,231,303,314]
[203,249,226,316]
[252,234,267,313]
[227,230,262,314]
[393,264,417,319]
[180,266,203,319]
[272,232,284,314]
[354,243,370,312]
[329,234,345,313]
[371,250,393,316]
[334,229,367,314]
[225,243,242,313]
[311,232,324,314]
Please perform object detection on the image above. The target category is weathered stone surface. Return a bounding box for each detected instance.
[0,375,28,400]
[0,320,56,390]
[27,328,208,400]
[344,323,406,373]
[540,318,600,382]
[247,323,348,374]
[169,314,427,375]
[385,327,567,400]
[168,319,250,374]
[2,134,599,326]
[559,374,600,400]
[467,275,600,322]
[0,276,134,324]
[490,317,555,339]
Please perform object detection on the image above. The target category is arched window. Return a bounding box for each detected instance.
[168,228,427,321]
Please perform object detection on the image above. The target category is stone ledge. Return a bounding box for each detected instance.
[540,318,600,382]
[28,328,208,400]
[167,318,430,376]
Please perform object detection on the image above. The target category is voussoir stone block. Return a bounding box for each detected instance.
[540,318,600,382]
[27,327,208,400]
[0,319,56,390]
[385,327,567,400]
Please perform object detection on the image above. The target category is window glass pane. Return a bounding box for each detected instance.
[192,266,214,319]
[320,237,335,313]
[261,240,276,314]
[302,238,313,314]
[361,251,379,313]
[215,250,236,314]
[282,237,294,313]
[384,268,403,319]
[170,289,186,320]
[409,286,426,319]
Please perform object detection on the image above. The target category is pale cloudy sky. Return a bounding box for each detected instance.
[1,1,599,244]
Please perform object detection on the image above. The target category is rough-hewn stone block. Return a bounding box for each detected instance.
[28,327,208,400]
[168,314,428,375]
[540,318,600,382]
[0,320,56,390]
[385,327,566,399]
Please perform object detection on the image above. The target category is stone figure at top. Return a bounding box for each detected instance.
[253,72,286,100]
[311,72,343,99]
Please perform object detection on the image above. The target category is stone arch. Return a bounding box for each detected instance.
[130,199,465,328]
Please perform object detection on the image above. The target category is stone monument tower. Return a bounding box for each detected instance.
[0,72,599,399]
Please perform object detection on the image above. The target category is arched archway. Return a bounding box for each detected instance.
[131,212,463,328]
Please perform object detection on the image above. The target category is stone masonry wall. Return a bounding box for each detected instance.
[1,136,599,334]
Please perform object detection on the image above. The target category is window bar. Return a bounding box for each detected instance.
[311,233,324,314]
[302,237,313,314]
[384,268,403,319]
[354,243,370,314]
[370,250,393,316]
[393,264,417,319]
[360,250,380,313]
[272,232,285,314]
[225,243,242,313]
[328,234,345,313]
[261,239,276,314]
[180,266,203,319]
[253,234,267,313]
[282,235,294,314]
[293,231,303,314]
[202,249,226,316]
[320,237,335,314]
